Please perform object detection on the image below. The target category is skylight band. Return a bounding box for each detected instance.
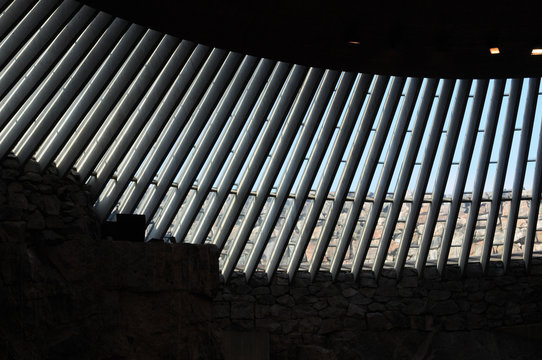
[266,74,372,283]
[415,79,471,275]
[459,80,505,273]
[221,69,334,280]
[389,79,440,277]
[481,78,522,272]
[437,79,489,274]
[394,79,454,275]
[371,77,423,279]
[503,77,539,270]
[172,62,290,244]
[148,55,260,240]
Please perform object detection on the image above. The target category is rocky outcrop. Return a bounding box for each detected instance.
[0,156,221,360]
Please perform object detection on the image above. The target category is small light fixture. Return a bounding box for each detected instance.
[489,47,500,55]
[348,41,360,45]
[531,48,542,55]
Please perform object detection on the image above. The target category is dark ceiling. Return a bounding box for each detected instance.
[80,0,542,79]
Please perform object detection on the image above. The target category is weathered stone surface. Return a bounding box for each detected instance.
[431,300,459,316]
[367,312,393,330]
[276,294,295,307]
[429,289,452,301]
[401,298,427,315]
[347,303,366,317]
[341,288,358,298]
[318,318,342,334]
[298,316,322,333]
[297,345,337,360]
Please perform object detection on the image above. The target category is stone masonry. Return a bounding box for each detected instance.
[215,262,542,360]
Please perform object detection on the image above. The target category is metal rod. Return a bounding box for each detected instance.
[0,0,37,40]
[172,62,289,243]
[189,65,307,246]
[0,8,105,159]
[346,77,406,277]
[156,59,274,242]
[390,79,455,277]
[93,44,211,221]
[415,79,471,276]
[502,77,539,271]
[370,78,423,279]
[386,78,439,278]
[0,0,80,118]
[54,29,163,176]
[209,66,318,252]
[437,80,489,275]
[15,17,129,164]
[86,40,195,195]
[146,55,261,240]
[220,69,335,281]
[481,78,522,272]
[458,79,505,274]
[317,76,407,281]
[244,72,356,281]
[75,35,180,180]
[288,75,390,282]
[525,83,542,271]
[0,0,60,70]
[113,48,227,214]
[264,74,372,283]
[35,24,145,170]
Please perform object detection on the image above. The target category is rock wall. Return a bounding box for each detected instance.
[0,156,221,360]
[215,263,542,360]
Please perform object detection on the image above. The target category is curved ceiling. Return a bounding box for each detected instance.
[79,0,542,78]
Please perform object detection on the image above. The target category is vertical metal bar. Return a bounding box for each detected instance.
[416,79,471,275]
[384,79,439,278]
[502,77,539,270]
[287,75,390,282]
[369,78,423,279]
[340,76,405,279]
[86,40,195,194]
[75,35,179,180]
[55,29,163,176]
[151,59,274,241]
[389,79,455,277]
[172,62,289,243]
[265,74,373,282]
[189,65,307,246]
[437,80,489,274]
[481,79,522,272]
[35,24,146,170]
[93,45,211,221]
[0,0,38,40]
[15,17,129,164]
[314,76,407,281]
[115,49,235,215]
[0,0,60,69]
[244,72,356,281]
[145,55,260,240]
[206,66,315,250]
[525,83,542,271]
[459,80,505,274]
[0,0,81,117]
[221,69,335,281]
[0,8,105,158]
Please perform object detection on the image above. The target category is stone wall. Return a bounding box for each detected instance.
[215,263,542,360]
[0,156,222,359]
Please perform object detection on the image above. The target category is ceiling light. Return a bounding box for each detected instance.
[348,41,360,45]
[489,47,500,55]
[531,48,542,55]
